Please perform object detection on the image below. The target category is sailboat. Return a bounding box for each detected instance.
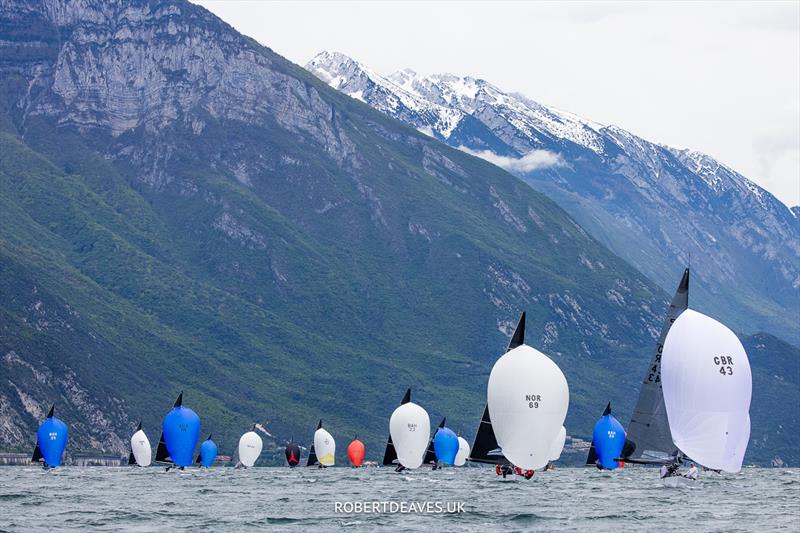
[31,404,68,468]
[285,438,301,467]
[487,311,569,471]
[196,434,218,467]
[433,424,459,466]
[283,437,300,468]
[155,391,201,469]
[129,421,151,467]
[586,403,630,470]
[382,388,410,467]
[660,309,752,478]
[388,388,431,470]
[307,420,335,467]
[623,269,689,463]
[347,435,365,467]
[423,417,446,469]
[237,425,263,468]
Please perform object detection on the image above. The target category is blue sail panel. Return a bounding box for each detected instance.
[592,414,626,470]
[433,427,459,465]
[162,406,201,467]
[198,438,218,467]
[36,417,68,467]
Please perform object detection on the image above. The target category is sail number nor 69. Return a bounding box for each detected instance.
[525,394,541,408]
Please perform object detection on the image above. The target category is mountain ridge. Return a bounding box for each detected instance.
[306,51,800,344]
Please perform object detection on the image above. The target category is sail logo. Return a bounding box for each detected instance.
[525,394,541,408]
[714,355,734,376]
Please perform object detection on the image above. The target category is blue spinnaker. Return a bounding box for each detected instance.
[592,410,626,470]
[162,403,201,467]
[198,437,218,467]
[36,408,68,467]
[433,427,459,465]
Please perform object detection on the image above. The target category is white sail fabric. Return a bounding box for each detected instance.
[549,426,567,461]
[661,309,752,473]
[238,431,263,467]
[454,436,470,466]
[389,402,431,469]
[488,344,569,470]
[313,427,336,466]
[130,429,151,467]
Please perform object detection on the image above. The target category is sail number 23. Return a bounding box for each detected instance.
[714,356,734,376]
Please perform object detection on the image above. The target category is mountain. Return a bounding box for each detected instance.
[306,51,800,345]
[0,1,792,466]
[0,0,670,461]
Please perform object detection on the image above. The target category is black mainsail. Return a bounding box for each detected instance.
[382,388,411,465]
[306,420,322,467]
[585,403,612,466]
[624,269,689,462]
[467,312,525,465]
[155,393,183,465]
[423,417,446,466]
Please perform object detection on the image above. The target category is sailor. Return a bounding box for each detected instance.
[660,462,680,478]
[684,462,699,480]
[496,463,514,478]
[522,469,534,480]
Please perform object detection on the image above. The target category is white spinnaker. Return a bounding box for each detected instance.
[661,309,752,473]
[238,431,263,467]
[488,344,569,470]
[549,426,567,461]
[130,429,152,467]
[314,427,336,466]
[389,402,431,469]
[454,436,470,466]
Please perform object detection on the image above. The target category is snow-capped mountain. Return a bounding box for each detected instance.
[307,51,800,342]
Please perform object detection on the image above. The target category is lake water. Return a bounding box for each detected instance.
[0,466,797,531]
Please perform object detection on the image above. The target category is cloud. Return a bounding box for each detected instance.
[457,146,566,173]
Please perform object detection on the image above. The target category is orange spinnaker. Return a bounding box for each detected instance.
[347,439,365,467]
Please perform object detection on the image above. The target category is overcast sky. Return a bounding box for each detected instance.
[194,1,800,207]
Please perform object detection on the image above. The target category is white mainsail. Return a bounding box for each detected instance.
[238,430,263,467]
[661,309,752,472]
[313,427,336,466]
[454,436,470,466]
[130,428,152,467]
[549,426,567,462]
[389,402,430,469]
[488,343,569,471]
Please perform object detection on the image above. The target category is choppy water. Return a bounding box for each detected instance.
[0,466,797,532]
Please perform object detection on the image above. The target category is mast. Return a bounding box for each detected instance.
[625,269,688,461]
